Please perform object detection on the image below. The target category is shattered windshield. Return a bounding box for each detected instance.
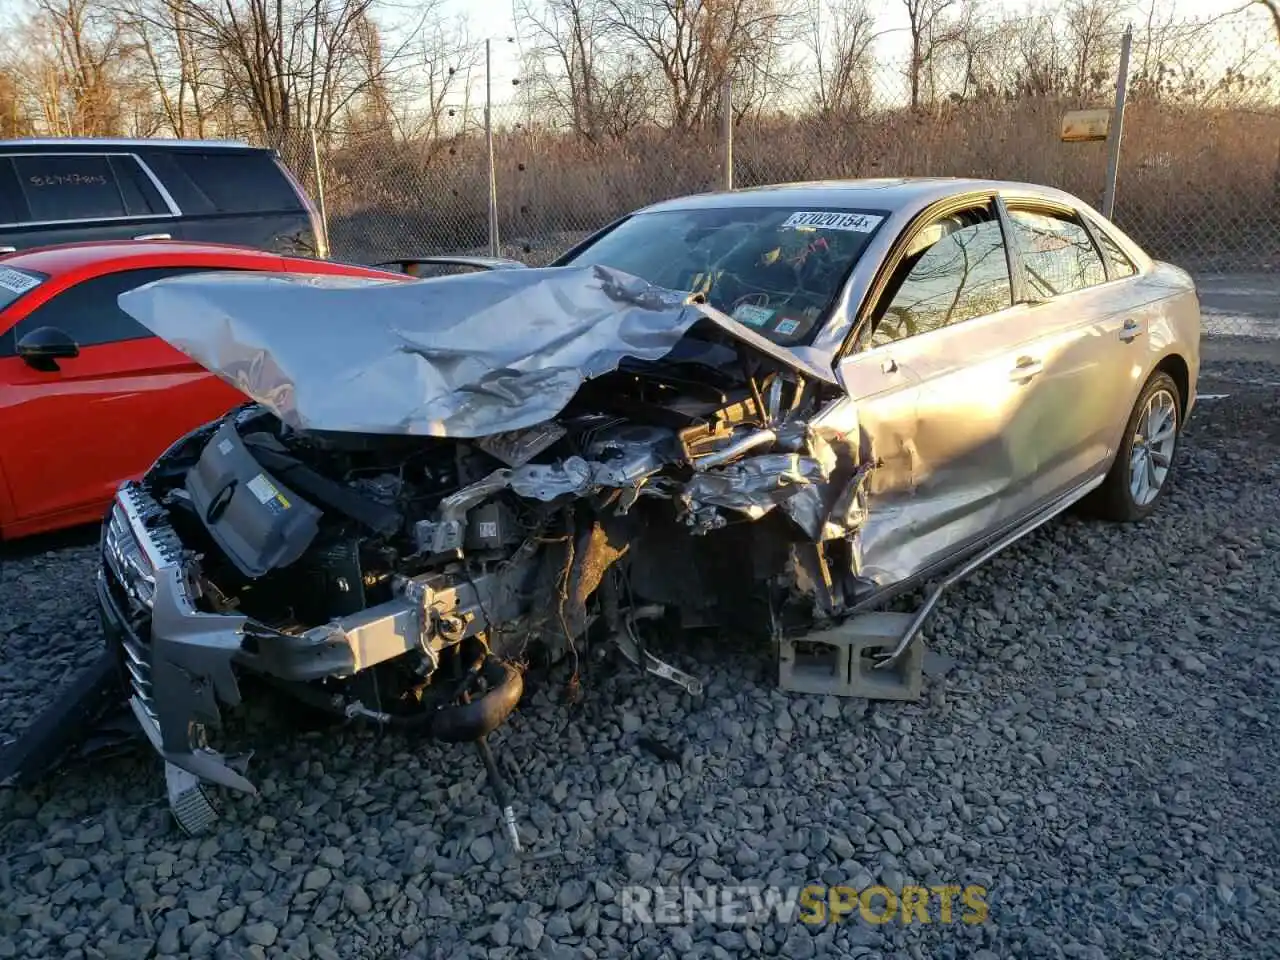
[558,206,886,345]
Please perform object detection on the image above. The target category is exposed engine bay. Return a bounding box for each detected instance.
[138,333,874,695]
[93,264,878,838]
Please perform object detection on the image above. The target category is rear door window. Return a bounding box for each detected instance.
[1006,208,1108,297]
[108,156,170,217]
[170,152,303,214]
[13,155,126,222]
[9,154,170,223]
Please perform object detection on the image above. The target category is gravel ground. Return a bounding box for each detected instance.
[1,359,1278,960]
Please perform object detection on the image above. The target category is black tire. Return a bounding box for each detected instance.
[1084,370,1182,522]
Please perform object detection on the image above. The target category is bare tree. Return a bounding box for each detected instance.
[154,0,416,139]
[900,0,968,109]
[520,0,609,137]
[943,7,1004,101]
[0,66,34,137]
[16,0,126,135]
[1009,11,1069,96]
[1062,0,1126,98]
[117,0,217,137]
[410,10,481,141]
[519,0,656,138]
[804,0,879,116]
[602,0,797,130]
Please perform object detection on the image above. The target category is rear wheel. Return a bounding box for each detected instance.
[1085,371,1182,522]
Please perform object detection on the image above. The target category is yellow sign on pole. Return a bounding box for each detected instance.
[1061,109,1112,143]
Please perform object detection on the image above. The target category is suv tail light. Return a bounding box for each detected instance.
[273,155,329,259]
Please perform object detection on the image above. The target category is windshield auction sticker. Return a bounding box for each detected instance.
[782,211,883,232]
[0,267,42,295]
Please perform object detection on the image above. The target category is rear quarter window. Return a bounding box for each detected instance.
[1090,221,1138,278]
[169,152,305,215]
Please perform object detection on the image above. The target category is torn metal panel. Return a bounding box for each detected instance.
[692,301,840,385]
[476,423,567,467]
[681,451,829,518]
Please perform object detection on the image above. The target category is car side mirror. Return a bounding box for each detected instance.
[17,326,80,372]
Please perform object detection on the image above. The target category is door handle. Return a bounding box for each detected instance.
[134,233,171,241]
[1010,356,1043,382]
[881,357,899,374]
[1120,319,1143,343]
[0,246,15,254]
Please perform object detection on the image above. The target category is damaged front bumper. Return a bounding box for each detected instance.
[100,480,530,805]
[99,482,257,796]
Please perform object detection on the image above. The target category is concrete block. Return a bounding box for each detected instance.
[778,611,924,701]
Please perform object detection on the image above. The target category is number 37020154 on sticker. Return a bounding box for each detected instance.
[782,211,883,232]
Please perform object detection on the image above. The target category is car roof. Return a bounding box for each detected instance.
[0,240,287,275]
[0,137,258,152]
[636,177,1080,215]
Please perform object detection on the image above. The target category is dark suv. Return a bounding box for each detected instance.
[0,138,327,258]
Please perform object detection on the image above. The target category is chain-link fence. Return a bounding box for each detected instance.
[265,6,1279,333]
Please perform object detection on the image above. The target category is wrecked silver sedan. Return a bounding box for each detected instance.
[81,179,1199,836]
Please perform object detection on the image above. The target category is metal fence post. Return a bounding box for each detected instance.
[308,127,331,257]
[485,38,500,257]
[721,78,734,192]
[1101,26,1133,221]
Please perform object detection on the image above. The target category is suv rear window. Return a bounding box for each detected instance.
[170,152,303,214]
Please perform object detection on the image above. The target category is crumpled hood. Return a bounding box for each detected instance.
[119,265,701,437]
[118,263,835,438]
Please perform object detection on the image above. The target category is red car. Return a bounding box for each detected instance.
[0,241,407,540]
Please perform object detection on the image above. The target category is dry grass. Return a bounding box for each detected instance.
[315,98,1280,271]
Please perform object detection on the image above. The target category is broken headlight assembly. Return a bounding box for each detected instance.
[104,501,156,608]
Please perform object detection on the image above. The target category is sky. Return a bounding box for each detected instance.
[3,0,1261,119]
[416,0,1262,110]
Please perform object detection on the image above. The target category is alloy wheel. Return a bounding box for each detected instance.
[1128,388,1178,507]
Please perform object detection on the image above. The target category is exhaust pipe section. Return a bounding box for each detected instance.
[430,656,527,854]
[430,658,524,743]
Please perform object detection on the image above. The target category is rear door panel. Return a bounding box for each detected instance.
[176,213,319,258]
[1000,201,1135,487]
